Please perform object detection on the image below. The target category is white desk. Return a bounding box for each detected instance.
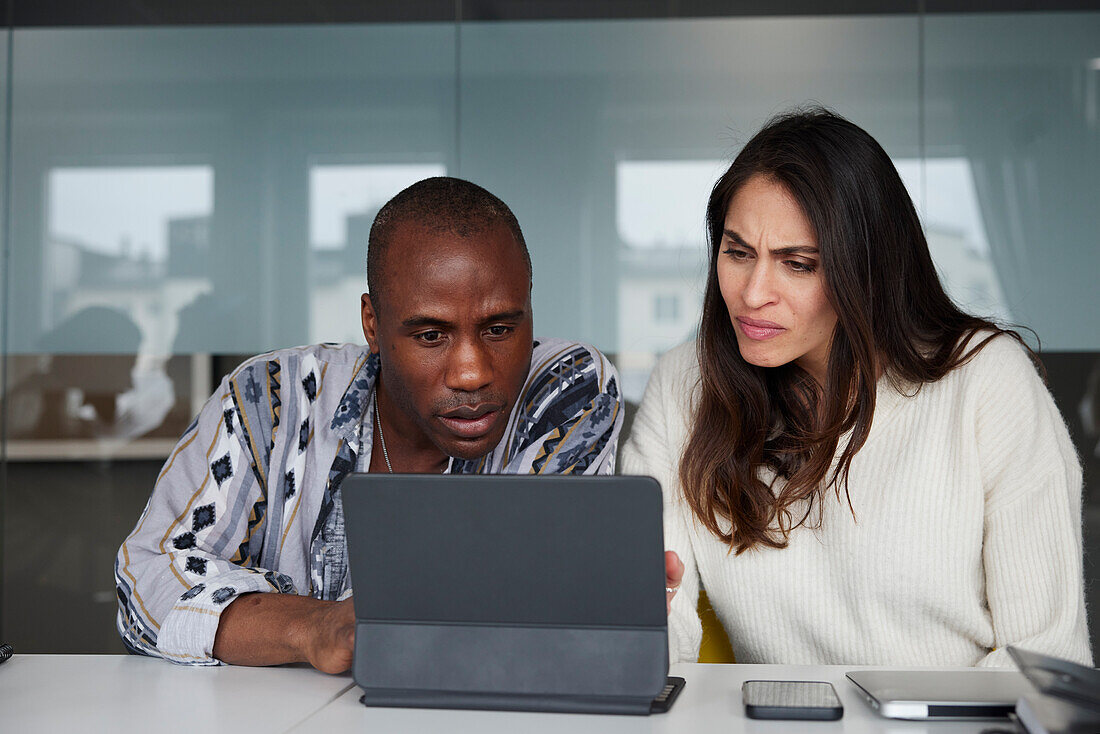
[0,654,354,733]
[292,663,1012,734]
[0,657,1021,734]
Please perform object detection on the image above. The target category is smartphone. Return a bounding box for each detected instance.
[742,680,844,720]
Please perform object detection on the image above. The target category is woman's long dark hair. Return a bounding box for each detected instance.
[681,108,1027,553]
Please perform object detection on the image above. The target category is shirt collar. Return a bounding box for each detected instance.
[328,349,381,444]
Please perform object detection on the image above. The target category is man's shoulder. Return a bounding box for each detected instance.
[528,337,618,393]
[217,344,375,425]
[489,337,622,474]
[226,343,372,382]
[530,337,614,371]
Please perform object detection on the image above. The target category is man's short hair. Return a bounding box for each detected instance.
[367,177,531,307]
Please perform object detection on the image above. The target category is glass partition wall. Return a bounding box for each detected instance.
[1,22,459,652]
[1,7,1098,655]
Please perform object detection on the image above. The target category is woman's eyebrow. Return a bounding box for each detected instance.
[723,229,752,248]
[724,229,817,256]
[771,245,819,256]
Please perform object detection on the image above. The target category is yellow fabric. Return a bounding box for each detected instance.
[696,590,735,663]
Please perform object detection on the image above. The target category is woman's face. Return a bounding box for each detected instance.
[717,174,838,383]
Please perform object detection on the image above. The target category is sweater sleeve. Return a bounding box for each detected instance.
[971,338,1093,667]
[620,345,703,663]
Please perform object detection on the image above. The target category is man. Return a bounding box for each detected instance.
[115,177,624,672]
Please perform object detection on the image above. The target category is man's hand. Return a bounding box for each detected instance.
[299,598,356,674]
[212,593,356,673]
[665,550,684,615]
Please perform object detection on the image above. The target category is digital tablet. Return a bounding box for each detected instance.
[342,473,676,715]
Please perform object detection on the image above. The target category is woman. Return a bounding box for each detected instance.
[625,108,1092,667]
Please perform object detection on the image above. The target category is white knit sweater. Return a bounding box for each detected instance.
[621,336,1092,667]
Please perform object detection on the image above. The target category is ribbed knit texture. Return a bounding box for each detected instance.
[622,336,1092,667]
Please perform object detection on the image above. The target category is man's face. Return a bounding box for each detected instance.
[362,221,534,461]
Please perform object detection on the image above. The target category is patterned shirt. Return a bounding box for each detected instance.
[116,338,623,665]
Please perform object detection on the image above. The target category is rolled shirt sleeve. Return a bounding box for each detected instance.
[115,372,295,665]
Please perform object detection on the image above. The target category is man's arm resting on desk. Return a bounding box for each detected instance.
[212,593,356,674]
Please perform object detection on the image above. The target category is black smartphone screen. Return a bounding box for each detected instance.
[742,680,844,720]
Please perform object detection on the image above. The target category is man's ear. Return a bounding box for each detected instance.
[361,293,380,354]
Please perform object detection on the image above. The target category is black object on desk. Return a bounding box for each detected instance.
[343,474,672,715]
[0,643,13,664]
[1008,646,1100,734]
[743,680,844,720]
[1007,646,1100,713]
[651,676,686,713]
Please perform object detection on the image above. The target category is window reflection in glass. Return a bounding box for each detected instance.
[616,160,723,250]
[615,160,720,401]
[895,158,1013,325]
[653,293,681,323]
[308,162,446,344]
[7,165,217,455]
[47,165,215,355]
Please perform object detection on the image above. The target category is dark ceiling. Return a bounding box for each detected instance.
[8,0,1100,27]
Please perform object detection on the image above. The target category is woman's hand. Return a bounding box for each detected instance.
[665,550,684,614]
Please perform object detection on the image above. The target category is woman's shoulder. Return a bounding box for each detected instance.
[883,330,1041,413]
[655,339,699,370]
[935,331,1062,440]
[623,341,700,476]
[649,340,701,394]
[954,330,1040,388]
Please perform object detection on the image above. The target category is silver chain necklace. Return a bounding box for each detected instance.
[374,404,395,474]
[373,393,447,474]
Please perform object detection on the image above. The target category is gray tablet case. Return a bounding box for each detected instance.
[341,473,669,715]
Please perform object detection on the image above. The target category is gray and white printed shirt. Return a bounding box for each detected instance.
[115,338,623,665]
